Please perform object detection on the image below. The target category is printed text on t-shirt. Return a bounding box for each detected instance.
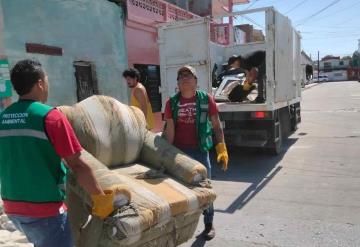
[177,102,196,124]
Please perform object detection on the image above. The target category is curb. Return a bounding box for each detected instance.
[303,83,319,91]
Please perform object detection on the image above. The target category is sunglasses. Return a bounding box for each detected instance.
[178,73,194,80]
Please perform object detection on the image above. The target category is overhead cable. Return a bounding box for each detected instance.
[295,0,341,27]
[285,0,310,14]
[310,1,360,22]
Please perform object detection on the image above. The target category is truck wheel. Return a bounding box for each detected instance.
[269,120,282,155]
[291,103,301,132]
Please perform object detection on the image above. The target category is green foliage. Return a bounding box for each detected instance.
[352,51,360,67]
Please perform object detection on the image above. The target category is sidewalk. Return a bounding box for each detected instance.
[303,82,318,90]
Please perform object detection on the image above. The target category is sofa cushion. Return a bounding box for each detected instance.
[59,95,146,167]
[108,164,215,243]
[68,160,216,245]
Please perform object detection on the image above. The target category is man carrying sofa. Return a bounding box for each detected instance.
[164,65,229,240]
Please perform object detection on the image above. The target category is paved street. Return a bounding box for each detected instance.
[182,81,360,247]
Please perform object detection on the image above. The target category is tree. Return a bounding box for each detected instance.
[352,51,360,67]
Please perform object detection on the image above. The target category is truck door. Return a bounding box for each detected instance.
[274,13,297,102]
[158,18,212,111]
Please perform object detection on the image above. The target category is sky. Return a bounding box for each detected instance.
[232,0,360,60]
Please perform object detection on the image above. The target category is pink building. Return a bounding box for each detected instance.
[123,0,249,130]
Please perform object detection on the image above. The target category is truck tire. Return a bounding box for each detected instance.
[269,119,282,155]
[290,103,301,132]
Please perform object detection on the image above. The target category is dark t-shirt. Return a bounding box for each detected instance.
[241,50,266,71]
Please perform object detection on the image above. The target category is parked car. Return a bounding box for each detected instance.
[317,75,329,82]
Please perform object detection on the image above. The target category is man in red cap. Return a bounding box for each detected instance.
[164,65,229,240]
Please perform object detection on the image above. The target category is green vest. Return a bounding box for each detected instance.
[0,100,67,203]
[170,90,213,152]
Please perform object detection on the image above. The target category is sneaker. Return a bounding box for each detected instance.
[203,223,215,240]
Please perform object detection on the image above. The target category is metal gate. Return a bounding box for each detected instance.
[74,61,98,102]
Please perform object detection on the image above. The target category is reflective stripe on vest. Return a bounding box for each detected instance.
[0,129,48,140]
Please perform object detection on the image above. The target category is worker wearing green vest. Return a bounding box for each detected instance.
[0,60,115,247]
[164,65,229,241]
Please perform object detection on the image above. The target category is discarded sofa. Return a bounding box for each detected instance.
[59,95,216,247]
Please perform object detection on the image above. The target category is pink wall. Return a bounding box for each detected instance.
[124,0,196,131]
[125,25,159,66]
[125,0,196,67]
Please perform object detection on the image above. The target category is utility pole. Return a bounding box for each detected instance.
[228,0,233,25]
[317,51,320,82]
[228,0,234,45]
[358,53,360,82]
[358,39,360,81]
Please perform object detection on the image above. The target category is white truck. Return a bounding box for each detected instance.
[157,7,302,154]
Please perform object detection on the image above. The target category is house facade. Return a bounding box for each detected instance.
[301,51,313,83]
[316,55,350,81]
[0,0,129,107]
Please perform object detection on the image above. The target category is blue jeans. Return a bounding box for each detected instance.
[8,212,73,247]
[181,148,214,225]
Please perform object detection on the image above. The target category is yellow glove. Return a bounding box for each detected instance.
[215,143,229,171]
[243,81,252,91]
[91,190,114,219]
[91,185,132,219]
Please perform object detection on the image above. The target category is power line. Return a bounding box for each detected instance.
[302,34,360,40]
[334,13,360,26]
[300,25,360,29]
[295,0,341,27]
[242,15,264,29]
[245,0,262,10]
[301,31,360,34]
[284,0,310,14]
[233,1,266,29]
[233,14,264,29]
[300,25,360,32]
[310,0,360,22]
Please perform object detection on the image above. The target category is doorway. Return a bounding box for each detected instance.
[74,61,99,102]
[134,64,162,112]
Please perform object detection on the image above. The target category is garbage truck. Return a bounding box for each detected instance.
[157,7,302,154]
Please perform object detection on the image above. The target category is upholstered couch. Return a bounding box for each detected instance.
[59,95,216,247]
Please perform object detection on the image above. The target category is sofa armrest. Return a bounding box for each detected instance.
[139,132,208,185]
[66,150,132,208]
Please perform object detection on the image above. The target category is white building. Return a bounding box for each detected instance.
[317,55,350,81]
[301,51,313,83]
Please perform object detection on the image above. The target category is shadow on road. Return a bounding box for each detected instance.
[210,137,298,214]
[188,234,207,247]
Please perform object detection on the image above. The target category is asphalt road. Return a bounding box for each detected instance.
[181,81,360,247]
